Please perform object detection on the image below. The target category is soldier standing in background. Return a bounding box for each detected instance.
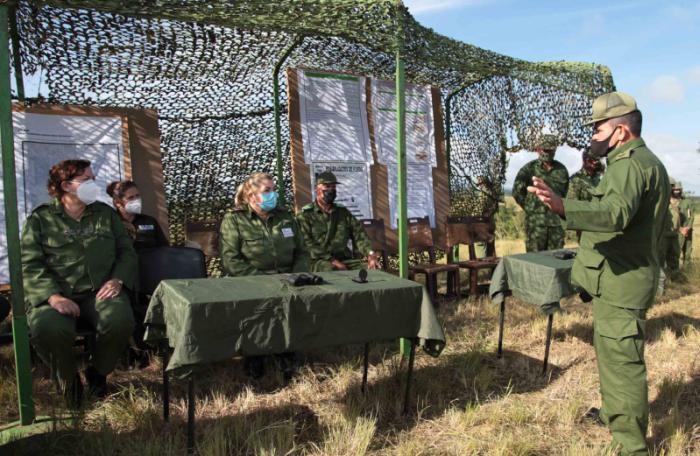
[664,178,682,276]
[513,134,569,252]
[567,150,604,241]
[677,182,694,265]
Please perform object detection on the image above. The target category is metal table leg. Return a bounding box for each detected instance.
[402,339,417,415]
[187,376,195,454]
[542,313,554,375]
[162,346,169,421]
[497,299,505,358]
[361,343,370,394]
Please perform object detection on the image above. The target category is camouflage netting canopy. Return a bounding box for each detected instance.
[13,0,615,241]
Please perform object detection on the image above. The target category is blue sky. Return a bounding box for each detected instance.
[405,0,700,193]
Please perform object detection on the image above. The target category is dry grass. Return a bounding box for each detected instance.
[1,230,699,455]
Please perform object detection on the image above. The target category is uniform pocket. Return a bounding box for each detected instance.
[573,248,605,296]
[595,318,644,363]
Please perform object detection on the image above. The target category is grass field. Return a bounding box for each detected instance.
[1,212,698,455]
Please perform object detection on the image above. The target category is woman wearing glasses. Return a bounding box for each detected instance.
[21,159,136,407]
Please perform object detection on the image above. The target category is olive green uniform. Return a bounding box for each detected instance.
[679,198,694,264]
[567,168,602,202]
[21,200,137,387]
[219,205,309,276]
[663,198,682,274]
[562,138,669,456]
[296,202,373,271]
[513,159,569,252]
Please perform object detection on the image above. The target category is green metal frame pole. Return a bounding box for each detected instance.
[395,3,410,357]
[272,36,302,207]
[0,4,35,425]
[9,4,24,101]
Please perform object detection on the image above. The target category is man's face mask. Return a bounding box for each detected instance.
[538,151,555,164]
[590,126,619,158]
[322,189,337,204]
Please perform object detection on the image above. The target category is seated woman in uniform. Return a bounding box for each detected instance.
[219,172,309,377]
[107,180,169,367]
[21,159,136,407]
[106,180,169,251]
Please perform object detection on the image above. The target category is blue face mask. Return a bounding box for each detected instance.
[258,191,278,212]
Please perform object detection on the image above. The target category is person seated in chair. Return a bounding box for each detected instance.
[107,180,169,252]
[21,159,136,407]
[107,180,169,367]
[296,171,378,271]
[219,172,309,378]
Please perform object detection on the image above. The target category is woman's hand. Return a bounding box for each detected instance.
[48,294,80,317]
[96,279,123,301]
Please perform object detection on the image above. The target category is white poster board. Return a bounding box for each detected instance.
[299,70,372,163]
[371,80,436,166]
[0,112,127,284]
[386,163,436,229]
[310,162,373,220]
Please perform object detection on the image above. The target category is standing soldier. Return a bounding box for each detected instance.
[567,149,604,202]
[513,134,569,252]
[297,171,378,271]
[677,182,694,265]
[528,91,669,456]
[664,178,683,276]
[567,150,605,241]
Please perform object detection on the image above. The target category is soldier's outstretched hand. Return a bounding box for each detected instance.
[527,177,565,216]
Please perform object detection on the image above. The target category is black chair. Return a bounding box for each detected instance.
[136,246,207,425]
[138,246,208,295]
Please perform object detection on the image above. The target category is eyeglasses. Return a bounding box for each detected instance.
[68,176,96,184]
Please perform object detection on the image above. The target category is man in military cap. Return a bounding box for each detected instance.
[663,178,683,276]
[567,149,605,241]
[528,91,669,455]
[567,149,604,202]
[297,171,378,271]
[676,181,694,265]
[512,134,569,252]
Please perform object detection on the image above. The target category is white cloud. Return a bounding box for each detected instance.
[648,75,685,104]
[645,133,700,194]
[403,0,482,14]
[688,66,700,84]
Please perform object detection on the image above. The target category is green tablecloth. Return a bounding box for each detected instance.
[144,270,446,374]
[489,250,577,314]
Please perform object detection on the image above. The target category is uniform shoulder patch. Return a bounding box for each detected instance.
[609,149,632,163]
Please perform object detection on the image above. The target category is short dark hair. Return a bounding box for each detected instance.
[610,110,642,137]
[47,159,91,198]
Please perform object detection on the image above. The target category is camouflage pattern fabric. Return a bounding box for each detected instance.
[513,159,569,252]
[679,198,694,263]
[566,168,602,202]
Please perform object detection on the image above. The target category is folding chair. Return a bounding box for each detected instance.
[446,216,499,295]
[407,216,460,301]
[359,218,391,271]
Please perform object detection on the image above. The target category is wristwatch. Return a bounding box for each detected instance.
[368,250,376,256]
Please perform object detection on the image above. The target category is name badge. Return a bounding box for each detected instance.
[281,227,294,238]
[138,224,155,232]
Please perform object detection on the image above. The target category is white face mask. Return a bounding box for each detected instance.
[75,180,101,205]
[124,198,143,215]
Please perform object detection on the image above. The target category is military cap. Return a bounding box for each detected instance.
[669,177,677,188]
[316,171,341,185]
[536,134,559,151]
[586,91,638,125]
[676,181,683,190]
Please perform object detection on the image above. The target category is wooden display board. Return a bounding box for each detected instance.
[288,68,449,251]
[9,103,168,238]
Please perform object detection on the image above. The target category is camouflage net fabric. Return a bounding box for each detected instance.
[14,0,615,258]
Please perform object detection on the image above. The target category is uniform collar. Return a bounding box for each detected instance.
[607,137,645,163]
[313,201,335,214]
[244,203,282,220]
[535,160,559,173]
[51,197,96,218]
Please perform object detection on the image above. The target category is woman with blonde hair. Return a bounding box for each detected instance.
[219,172,309,378]
[219,172,309,277]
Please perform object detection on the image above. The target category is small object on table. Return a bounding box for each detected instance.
[352,268,368,284]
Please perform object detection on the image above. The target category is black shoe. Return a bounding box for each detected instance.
[85,366,108,398]
[63,374,84,409]
[244,356,265,379]
[583,407,605,426]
